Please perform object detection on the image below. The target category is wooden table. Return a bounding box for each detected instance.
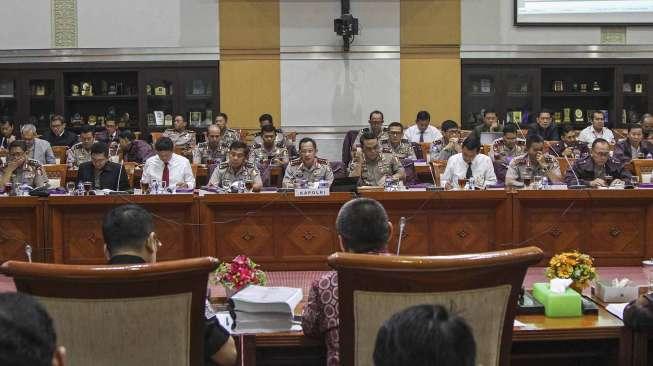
[46,195,199,264]
[0,197,44,262]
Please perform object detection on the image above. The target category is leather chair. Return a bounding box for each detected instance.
[51,146,68,164]
[0,257,219,366]
[42,164,67,187]
[341,130,360,168]
[328,246,543,366]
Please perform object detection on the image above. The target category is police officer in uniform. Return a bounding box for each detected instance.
[283,137,334,188]
[66,125,95,168]
[0,140,49,189]
[429,120,461,162]
[491,124,525,165]
[505,135,561,187]
[214,113,240,155]
[208,141,262,192]
[253,114,297,158]
[381,122,416,160]
[249,124,290,166]
[549,125,590,159]
[193,124,227,165]
[162,115,196,160]
[349,131,405,186]
[353,110,389,151]
[565,138,632,187]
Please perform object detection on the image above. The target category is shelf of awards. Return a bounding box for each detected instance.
[65,95,138,101]
[542,92,612,98]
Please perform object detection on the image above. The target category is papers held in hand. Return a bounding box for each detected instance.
[230,285,303,332]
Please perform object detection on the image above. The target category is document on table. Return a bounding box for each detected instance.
[605,303,628,320]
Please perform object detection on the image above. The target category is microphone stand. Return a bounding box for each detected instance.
[396,216,406,255]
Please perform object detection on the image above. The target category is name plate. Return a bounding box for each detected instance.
[294,188,330,197]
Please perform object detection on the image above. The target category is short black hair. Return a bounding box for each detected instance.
[503,124,517,135]
[154,137,174,152]
[80,124,94,135]
[336,198,389,253]
[592,110,605,120]
[120,129,136,141]
[259,114,273,124]
[299,137,317,150]
[51,115,65,125]
[0,119,14,126]
[229,140,250,156]
[592,137,609,149]
[387,122,404,131]
[105,119,117,126]
[91,141,109,157]
[462,137,481,152]
[483,109,498,117]
[260,124,276,134]
[369,110,384,121]
[360,130,379,145]
[561,124,575,136]
[0,292,58,366]
[217,112,228,122]
[103,204,154,255]
[441,120,459,132]
[526,134,544,149]
[538,109,553,118]
[373,304,476,366]
[415,110,430,122]
[8,140,26,152]
[628,123,643,132]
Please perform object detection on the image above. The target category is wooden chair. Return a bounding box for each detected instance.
[0,257,219,366]
[419,142,431,160]
[42,164,67,187]
[428,159,447,186]
[557,157,575,176]
[191,163,199,178]
[150,131,163,144]
[460,130,472,140]
[631,159,653,180]
[51,146,68,164]
[328,246,543,366]
[482,144,492,155]
[123,161,138,188]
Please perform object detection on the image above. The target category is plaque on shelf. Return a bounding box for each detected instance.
[520,82,528,93]
[88,115,97,126]
[81,81,93,96]
[574,109,584,123]
[35,84,46,96]
[147,113,155,126]
[623,82,632,93]
[571,82,579,92]
[71,83,80,96]
[108,83,117,96]
[480,79,492,94]
[0,80,14,97]
[189,111,202,127]
[622,109,627,124]
[154,86,167,96]
[101,80,108,95]
[563,108,571,123]
[553,80,564,92]
[106,106,117,120]
[507,111,522,125]
[154,111,164,126]
[592,81,601,92]
[192,80,206,95]
[146,84,152,96]
[554,112,562,124]
[579,82,588,93]
[471,81,480,94]
[205,109,213,124]
[71,113,83,126]
[164,114,173,126]
[97,116,105,126]
[635,82,644,93]
[120,112,130,128]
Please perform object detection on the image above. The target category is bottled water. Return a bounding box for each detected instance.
[151,179,159,195]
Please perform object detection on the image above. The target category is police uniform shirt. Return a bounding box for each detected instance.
[282,158,334,188]
[66,142,93,168]
[348,152,404,186]
[505,153,560,183]
[380,138,416,160]
[208,161,262,189]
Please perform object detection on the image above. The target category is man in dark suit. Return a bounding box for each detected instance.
[527,109,559,141]
[95,119,120,144]
[42,115,78,147]
[77,142,129,191]
[102,205,237,366]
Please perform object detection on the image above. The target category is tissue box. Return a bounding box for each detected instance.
[532,283,582,317]
[593,280,638,303]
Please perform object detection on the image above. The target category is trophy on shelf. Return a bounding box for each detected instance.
[480,78,492,94]
[71,83,80,96]
[191,80,206,95]
[189,111,202,127]
[164,114,173,126]
[635,82,644,93]
[97,116,105,126]
[101,80,108,95]
[563,108,571,123]
[592,81,601,92]
[154,111,164,126]
[88,115,97,126]
[81,81,93,96]
[0,80,14,97]
[507,111,522,125]
[154,85,167,96]
[35,84,46,96]
[108,82,118,96]
[623,82,632,93]
[146,84,152,96]
[579,82,588,93]
[205,109,213,125]
[554,112,562,124]
[571,82,579,92]
[574,109,584,123]
[553,80,564,92]
[71,113,83,126]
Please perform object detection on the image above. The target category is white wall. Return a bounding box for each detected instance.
[0,0,52,50]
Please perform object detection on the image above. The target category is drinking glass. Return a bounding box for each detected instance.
[632,176,640,188]
[83,181,92,195]
[4,181,12,195]
[523,175,532,188]
[141,182,150,194]
[533,175,543,190]
[66,182,76,195]
[456,175,468,190]
[604,175,614,187]
[245,179,254,192]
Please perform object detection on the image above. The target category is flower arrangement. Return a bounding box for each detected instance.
[214,255,268,292]
[545,250,597,291]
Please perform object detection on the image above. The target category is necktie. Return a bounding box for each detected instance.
[466,162,473,179]
[162,162,169,186]
[419,130,425,143]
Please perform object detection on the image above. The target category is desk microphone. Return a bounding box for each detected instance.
[24,244,32,263]
[116,159,124,192]
[396,216,406,255]
[547,141,586,189]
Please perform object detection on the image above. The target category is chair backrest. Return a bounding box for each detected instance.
[51,146,68,164]
[342,130,360,167]
[0,257,219,366]
[123,161,138,188]
[150,131,163,144]
[191,163,199,177]
[419,142,430,160]
[428,160,447,186]
[632,159,653,179]
[42,164,67,187]
[328,247,543,366]
[482,144,492,155]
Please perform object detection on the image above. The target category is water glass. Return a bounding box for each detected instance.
[66,181,76,195]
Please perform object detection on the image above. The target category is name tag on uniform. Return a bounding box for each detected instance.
[294,188,330,197]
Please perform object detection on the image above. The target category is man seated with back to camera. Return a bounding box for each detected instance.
[302,198,392,366]
[373,304,476,366]
[565,138,632,188]
[348,131,405,187]
[76,142,129,191]
[505,135,562,187]
[0,292,66,366]
[208,141,262,192]
[442,137,497,189]
[613,123,653,164]
[101,204,237,366]
[549,124,590,159]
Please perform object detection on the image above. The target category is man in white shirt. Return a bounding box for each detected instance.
[442,137,497,188]
[578,111,614,145]
[403,110,443,144]
[141,137,195,190]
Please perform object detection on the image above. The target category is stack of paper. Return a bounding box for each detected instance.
[230,285,303,332]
